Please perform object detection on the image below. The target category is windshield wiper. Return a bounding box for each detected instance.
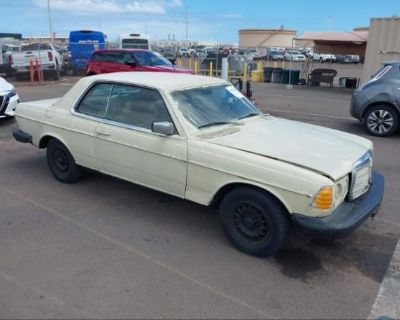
[238,112,259,120]
[198,121,239,129]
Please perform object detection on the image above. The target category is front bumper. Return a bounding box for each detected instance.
[0,93,19,118]
[292,171,384,238]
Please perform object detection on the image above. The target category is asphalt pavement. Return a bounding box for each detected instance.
[0,79,399,319]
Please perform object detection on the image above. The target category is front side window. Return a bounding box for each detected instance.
[170,85,261,129]
[76,83,112,118]
[106,84,173,129]
[76,83,173,131]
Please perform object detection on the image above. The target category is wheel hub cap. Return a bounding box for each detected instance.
[367,110,394,134]
[233,203,269,241]
[54,149,68,172]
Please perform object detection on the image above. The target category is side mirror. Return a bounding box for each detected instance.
[152,121,174,136]
[125,59,137,66]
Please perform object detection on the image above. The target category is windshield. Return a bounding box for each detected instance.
[171,85,261,129]
[21,43,51,51]
[122,38,149,49]
[371,65,392,80]
[131,51,171,66]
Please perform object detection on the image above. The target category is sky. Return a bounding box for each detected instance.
[0,0,399,43]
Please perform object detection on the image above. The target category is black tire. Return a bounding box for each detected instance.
[53,61,60,80]
[364,105,399,137]
[219,187,290,257]
[46,139,83,183]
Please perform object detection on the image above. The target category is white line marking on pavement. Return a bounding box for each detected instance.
[369,238,400,319]
[58,82,74,86]
[266,108,357,120]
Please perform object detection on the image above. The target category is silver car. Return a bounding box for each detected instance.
[350,61,400,137]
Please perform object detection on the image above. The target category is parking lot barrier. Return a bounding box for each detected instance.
[29,59,34,83]
[243,63,248,82]
[209,62,213,77]
[194,60,198,74]
[35,58,41,83]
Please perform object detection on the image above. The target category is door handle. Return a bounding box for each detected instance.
[96,129,111,136]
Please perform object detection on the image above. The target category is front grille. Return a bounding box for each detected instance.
[349,152,372,200]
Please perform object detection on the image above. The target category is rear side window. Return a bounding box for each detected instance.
[76,83,112,118]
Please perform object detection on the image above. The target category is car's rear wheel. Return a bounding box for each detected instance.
[364,105,399,137]
[219,187,290,257]
[47,138,83,183]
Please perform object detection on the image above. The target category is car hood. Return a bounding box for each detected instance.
[204,116,372,180]
[144,65,193,74]
[0,77,14,93]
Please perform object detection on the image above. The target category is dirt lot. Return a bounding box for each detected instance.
[0,78,399,319]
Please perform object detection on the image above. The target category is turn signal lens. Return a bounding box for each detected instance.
[313,186,333,210]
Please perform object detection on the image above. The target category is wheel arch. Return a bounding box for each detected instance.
[363,101,400,121]
[39,133,71,152]
[211,182,292,214]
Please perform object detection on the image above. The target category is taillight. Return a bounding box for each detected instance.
[48,51,53,61]
[8,55,13,65]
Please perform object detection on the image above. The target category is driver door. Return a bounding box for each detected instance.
[94,83,187,198]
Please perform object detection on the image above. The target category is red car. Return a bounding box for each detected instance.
[85,49,193,75]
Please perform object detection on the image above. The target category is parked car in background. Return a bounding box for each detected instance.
[265,50,284,61]
[284,51,306,62]
[334,54,346,64]
[13,72,384,257]
[313,53,336,63]
[10,42,64,80]
[85,49,193,76]
[0,48,11,76]
[155,47,177,63]
[0,76,19,118]
[69,30,106,75]
[178,48,190,57]
[350,61,400,137]
[1,43,21,76]
[344,55,360,64]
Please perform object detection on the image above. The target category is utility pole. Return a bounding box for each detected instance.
[47,0,54,44]
[328,15,332,31]
[185,10,188,41]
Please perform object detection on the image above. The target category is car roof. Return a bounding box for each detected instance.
[94,49,149,53]
[81,72,228,91]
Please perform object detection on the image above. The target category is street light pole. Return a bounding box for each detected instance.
[185,10,188,41]
[47,0,54,44]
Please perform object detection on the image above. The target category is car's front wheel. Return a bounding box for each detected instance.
[47,138,83,183]
[364,105,399,137]
[219,187,290,257]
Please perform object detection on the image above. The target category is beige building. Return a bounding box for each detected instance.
[362,17,400,83]
[239,28,296,48]
[295,29,368,55]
